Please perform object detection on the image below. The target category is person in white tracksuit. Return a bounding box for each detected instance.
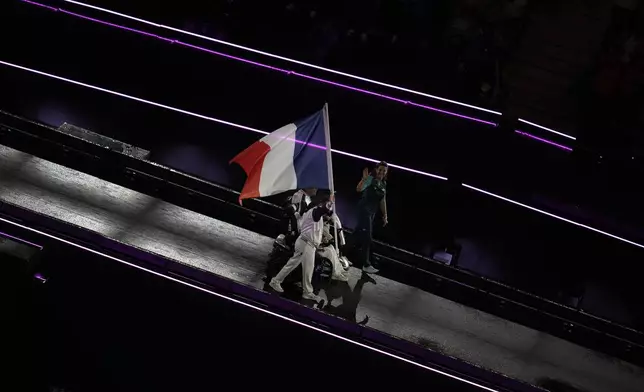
[270,196,335,301]
[290,188,316,228]
[280,188,317,247]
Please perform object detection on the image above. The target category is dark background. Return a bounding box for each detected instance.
[1,230,487,392]
[1,1,643,329]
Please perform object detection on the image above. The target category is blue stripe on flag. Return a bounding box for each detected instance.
[293,109,330,190]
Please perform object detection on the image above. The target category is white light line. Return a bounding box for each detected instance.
[63,0,502,116]
[0,61,259,132]
[66,0,160,26]
[0,215,500,391]
[7,59,632,255]
[462,183,644,250]
[0,59,447,181]
[518,118,576,141]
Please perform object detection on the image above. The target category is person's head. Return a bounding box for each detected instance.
[304,188,318,196]
[316,192,331,204]
[314,192,333,210]
[372,161,388,181]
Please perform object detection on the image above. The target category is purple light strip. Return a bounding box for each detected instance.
[25,1,497,127]
[177,41,289,74]
[515,130,573,152]
[0,214,502,392]
[179,42,496,127]
[0,230,44,249]
[34,273,48,283]
[61,9,174,43]
[408,102,497,127]
[0,59,448,180]
[63,0,502,116]
[62,0,581,140]
[294,72,407,104]
[22,0,57,11]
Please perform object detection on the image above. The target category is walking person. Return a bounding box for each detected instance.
[354,161,389,274]
[270,194,335,301]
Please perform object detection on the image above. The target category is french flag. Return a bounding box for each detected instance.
[231,108,331,202]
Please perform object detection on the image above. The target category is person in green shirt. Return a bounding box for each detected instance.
[354,161,389,274]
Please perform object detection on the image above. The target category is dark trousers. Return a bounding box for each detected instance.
[354,208,376,268]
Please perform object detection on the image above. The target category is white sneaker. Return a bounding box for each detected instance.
[302,292,321,301]
[269,279,284,293]
[339,256,352,269]
[362,265,379,274]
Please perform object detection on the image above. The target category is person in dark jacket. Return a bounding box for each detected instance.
[354,161,389,274]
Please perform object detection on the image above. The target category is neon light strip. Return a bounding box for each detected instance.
[0,230,44,249]
[23,0,56,11]
[34,272,47,282]
[462,183,644,250]
[515,130,573,152]
[22,2,497,128]
[0,60,448,181]
[0,215,500,392]
[173,41,495,126]
[62,0,502,117]
[63,8,175,43]
[518,118,576,141]
[45,1,578,146]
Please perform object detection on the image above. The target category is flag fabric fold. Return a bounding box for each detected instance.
[230,108,330,202]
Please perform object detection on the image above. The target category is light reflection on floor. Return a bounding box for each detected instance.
[0,144,642,392]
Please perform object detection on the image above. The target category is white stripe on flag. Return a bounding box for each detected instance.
[259,123,298,196]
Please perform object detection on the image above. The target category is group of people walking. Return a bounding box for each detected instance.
[269,161,390,301]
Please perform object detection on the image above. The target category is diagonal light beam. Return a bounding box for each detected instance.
[62,0,502,116]
[463,183,644,250]
[21,1,498,127]
[27,1,579,143]
[0,59,448,181]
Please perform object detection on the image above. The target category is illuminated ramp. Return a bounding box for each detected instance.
[1,144,643,392]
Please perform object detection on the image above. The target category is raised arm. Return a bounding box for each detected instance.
[356,168,371,192]
[312,196,335,222]
[312,201,334,222]
[289,191,309,217]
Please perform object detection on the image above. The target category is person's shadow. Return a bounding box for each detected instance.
[322,272,376,326]
[263,276,327,308]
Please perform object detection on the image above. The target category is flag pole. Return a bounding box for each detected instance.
[322,103,339,254]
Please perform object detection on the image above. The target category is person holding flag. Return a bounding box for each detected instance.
[270,194,336,300]
[230,105,337,301]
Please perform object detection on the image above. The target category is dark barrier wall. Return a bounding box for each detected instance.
[4,229,485,392]
[2,4,644,330]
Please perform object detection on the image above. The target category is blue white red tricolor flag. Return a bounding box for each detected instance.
[231,107,332,203]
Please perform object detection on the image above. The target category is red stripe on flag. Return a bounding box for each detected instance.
[230,140,271,201]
